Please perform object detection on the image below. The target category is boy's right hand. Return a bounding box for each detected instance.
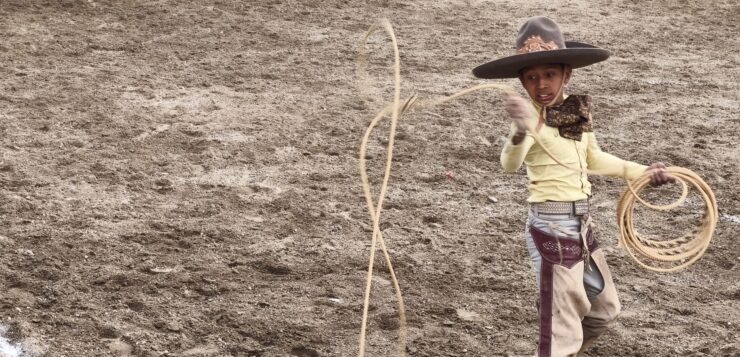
[505,95,535,132]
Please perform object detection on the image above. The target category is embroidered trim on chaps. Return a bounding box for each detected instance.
[530,225,598,269]
[531,225,599,357]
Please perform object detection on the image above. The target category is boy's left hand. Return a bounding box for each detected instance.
[647,162,676,186]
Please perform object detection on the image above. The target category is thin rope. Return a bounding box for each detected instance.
[616,166,717,272]
[357,19,407,357]
[356,18,717,356]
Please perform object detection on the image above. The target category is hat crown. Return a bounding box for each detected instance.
[515,17,566,54]
[472,16,609,79]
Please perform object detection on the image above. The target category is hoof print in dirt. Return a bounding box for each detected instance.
[98,325,123,339]
[253,261,293,276]
[376,313,400,331]
[290,346,319,357]
[154,178,174,193]
[126,300,146,312]
[422,215,443,227]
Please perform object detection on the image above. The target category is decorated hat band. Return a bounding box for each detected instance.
[472,17,610,79]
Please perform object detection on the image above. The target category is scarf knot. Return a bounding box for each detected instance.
[544,95,593,141]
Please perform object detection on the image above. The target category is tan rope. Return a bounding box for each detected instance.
[616,167,717,272]
[357,19,407,357]
[356,18,717,356]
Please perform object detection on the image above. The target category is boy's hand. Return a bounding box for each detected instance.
[505,95,535,132]
[647,162,676,186]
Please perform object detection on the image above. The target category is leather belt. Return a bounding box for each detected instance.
[531,200,589,216]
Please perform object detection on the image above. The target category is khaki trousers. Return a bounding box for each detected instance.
[525,211,621,357]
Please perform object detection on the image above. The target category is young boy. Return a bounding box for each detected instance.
[472,17,673,356]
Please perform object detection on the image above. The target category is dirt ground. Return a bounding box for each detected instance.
[0,0,738,356]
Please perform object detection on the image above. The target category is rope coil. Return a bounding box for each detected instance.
[617,167,717,272]
[356,19,717,356]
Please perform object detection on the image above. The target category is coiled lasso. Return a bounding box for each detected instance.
[356,18,717,357]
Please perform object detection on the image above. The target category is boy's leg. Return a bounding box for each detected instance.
[526,213,592,357]
[579,250,621,354]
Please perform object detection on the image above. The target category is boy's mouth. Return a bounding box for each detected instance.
[536,93,555,104]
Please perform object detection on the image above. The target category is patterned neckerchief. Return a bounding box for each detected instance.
[543,95,593,141]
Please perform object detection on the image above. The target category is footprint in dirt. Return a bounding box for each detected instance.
[290,346,319,357]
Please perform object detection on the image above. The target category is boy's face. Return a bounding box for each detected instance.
[519,64,572,106]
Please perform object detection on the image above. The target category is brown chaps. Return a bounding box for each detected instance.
[530,224,621,357]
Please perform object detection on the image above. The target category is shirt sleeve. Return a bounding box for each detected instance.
[500,122,535,172]
[586,132,648,180]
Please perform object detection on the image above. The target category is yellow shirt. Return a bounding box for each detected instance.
[500,119,647,203]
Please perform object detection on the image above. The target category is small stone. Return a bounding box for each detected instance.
[0,235,13,245]
[166,321,182,332]
[456,309,482,322]
[487,196,498,203]
[328,298,344,304]
[16,248,34,256]
[149,267,174,274]
[183,345,220,356]
[721,214,740,224]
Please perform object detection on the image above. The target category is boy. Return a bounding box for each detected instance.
[472,17,673,356]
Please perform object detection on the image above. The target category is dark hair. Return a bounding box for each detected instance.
[517,63,570,78]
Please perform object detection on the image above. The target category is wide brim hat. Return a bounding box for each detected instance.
[473,17,610,79]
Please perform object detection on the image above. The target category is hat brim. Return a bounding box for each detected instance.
[472,41,610,79]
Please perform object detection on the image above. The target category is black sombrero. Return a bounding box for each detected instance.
[473,17,610,79]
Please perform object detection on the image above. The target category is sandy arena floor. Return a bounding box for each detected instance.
[0,0,738,356]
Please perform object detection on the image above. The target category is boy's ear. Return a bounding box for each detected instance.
[564,65,573,85]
